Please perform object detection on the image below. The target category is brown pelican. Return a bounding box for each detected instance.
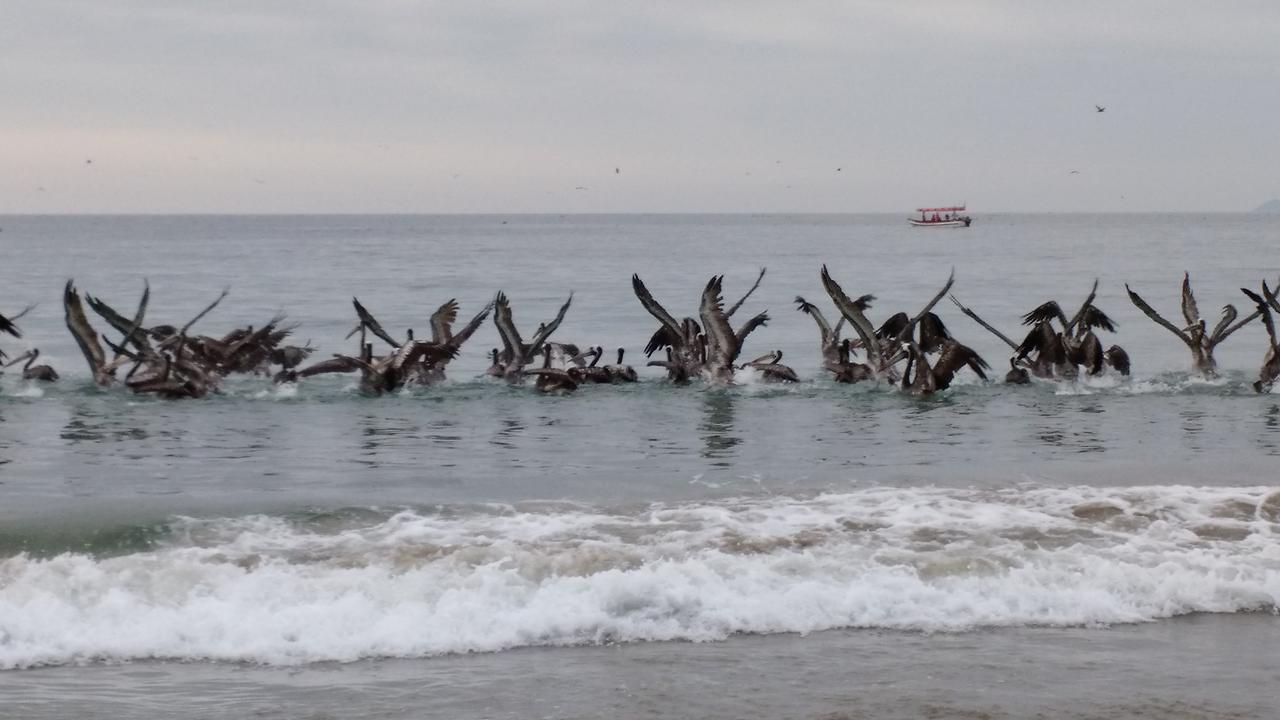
[1104,346,1131,376]
[794,296,847,371]
[900,338,988,396]
[492,291,573,384]
[604,348,638,383]
[828,339,873,383]
[4,349,58,381]
[633,274,704,379]
[1127,273,1258,377]
[929,339,989,390]
[699,275,769,383]
[633,268,765,383]
[954,282,1126,380]
[741,349,799,383]
[820,265,954,381]
[347,298,463,390]
[64,280,147,386]
[1068,305,1117,375]
[485,348,505,378]
[647,347,692,384]
[1,304,34,339]
[1004,358,1030,384]
[124,355,202,399]
[1241,283,1280,393]
[269,343,313,374]
[420,298,493,384]
[285,353,366,386]
[568,347,612,384]
[526,345,578,394]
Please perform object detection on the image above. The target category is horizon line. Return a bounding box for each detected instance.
[0,209,1272,217]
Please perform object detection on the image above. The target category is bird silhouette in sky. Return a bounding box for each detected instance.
[1095,105,1106,113]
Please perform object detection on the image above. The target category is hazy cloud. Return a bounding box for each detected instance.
[2,1,1278,212]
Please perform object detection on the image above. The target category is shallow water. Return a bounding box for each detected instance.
[1,214,1279,717]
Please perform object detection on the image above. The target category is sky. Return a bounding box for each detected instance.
[2,1,1278,213]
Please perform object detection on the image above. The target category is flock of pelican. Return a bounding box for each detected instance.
[3,269,1280,397]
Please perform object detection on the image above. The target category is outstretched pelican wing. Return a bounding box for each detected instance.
[430,299,458,344]
[725,267,766,317]
[64,280,107,376]
[820,265,881,368]
[1180,272,1201,327]
[1126,284,1192,347]
[352,297,401,348]
[448,301,493,348]
[528,292,574,352]
[949,295,1019,350]
[631,274,684,351]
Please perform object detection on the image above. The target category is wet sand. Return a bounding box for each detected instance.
[3,613,1277,719]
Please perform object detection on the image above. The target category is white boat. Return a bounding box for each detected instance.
[910,205,971,227]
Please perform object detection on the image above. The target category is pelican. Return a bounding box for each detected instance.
[828,339,873,383]
[633,268,766,383]
[741,349,799,383]
[492,290,573,384]
[420,298,494,384]
[1004,357,1030,384]
[699,275,769,383]
[1241,283,1280,393]
[647,347,692,384]
[900,339,988,396]
[568,347,612,384]
[1,304,34,338]
[820,264,954,381]
[4,348,58,381]
[795,295,847,371]
[1127,273,1258,377]
[64,280,146,386]
[526,344,578,394]
[604,347,638,382]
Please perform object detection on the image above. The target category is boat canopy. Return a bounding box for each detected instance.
[916,206,966,213]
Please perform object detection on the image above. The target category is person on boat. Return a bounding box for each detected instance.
[932,213,940,222]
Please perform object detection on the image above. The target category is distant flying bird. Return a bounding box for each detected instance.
[1095,105,1106,113]
[615,167,620,174]
[1069,170,1080,175]
[836,167,842,172]
[85,159,93,164]
[575,186,588,191]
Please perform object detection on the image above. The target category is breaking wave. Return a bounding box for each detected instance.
[1,485,1278,668]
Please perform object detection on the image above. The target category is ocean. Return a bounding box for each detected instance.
[1,213,1278,718]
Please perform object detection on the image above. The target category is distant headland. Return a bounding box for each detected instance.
[1254,199,1280,213]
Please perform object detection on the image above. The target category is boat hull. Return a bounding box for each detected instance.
[909,218,971,227]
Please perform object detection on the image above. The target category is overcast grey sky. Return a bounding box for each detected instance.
[2,1,1277,213]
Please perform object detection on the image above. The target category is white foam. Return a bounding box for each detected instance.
[2,383,45,398]
[1,485,1277,668]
